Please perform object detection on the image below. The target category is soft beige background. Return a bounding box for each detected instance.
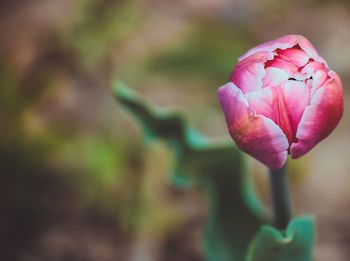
[1,0,350,260]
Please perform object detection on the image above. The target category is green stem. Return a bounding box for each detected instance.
[269,164,291,230]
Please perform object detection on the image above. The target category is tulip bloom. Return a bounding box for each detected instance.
[218,35,343,169]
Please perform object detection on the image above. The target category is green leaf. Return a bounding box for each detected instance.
[113,82,269,260]
[246,216,315,261]
[195,145,267,261]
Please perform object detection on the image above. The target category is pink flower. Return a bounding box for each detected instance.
[218,35,343,169]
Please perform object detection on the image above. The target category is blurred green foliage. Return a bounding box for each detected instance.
[147,22,252,85]
[64,0,142,67]
[0,62,20,126]
[54,135,125,205]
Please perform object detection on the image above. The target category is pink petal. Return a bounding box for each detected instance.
[297,36,328,66]
[291,71,308,81]
[262,67,289,87]
[245,87,275,120]
[238,50,273,64]
[281,81,311,138]
[277,48,310,67]
[218,82,289,169]
[246,82,310,145]
[218,82,249,131]
[239,35,300,61]
[230,52,267,94]
[301,61,326,75]
[290,71,343,158]
[311,69,328,95]
[239,35,327,65]
[235,116,289,169]
[301,61,328,94]
[265,58,298,77]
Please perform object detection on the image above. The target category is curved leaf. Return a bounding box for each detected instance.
[246,216,315,261]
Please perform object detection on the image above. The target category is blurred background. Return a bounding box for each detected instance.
[1,0,350,260]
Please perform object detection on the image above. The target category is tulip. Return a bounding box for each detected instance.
[218,35,343,169]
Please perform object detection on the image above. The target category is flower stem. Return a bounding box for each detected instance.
[269,164,291,230]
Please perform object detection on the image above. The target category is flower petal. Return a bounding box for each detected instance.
[277,48,310,67]
[245,87,275,120]
[265,58,298,77]
[218,82,289,169]
[239,35,327,65]
[290,71,343,158]
[230,54,266,94]
[218,82,249,131]
[302,61,328,94]
[281,81,311,138]
[235,116,289,169]
[311,69,328,95]
[301,61,326,75]
[297,36,328,66]
[239,35,300,61]
[247,82,310,144]
[262,67,289,87]
[291,71,308,81]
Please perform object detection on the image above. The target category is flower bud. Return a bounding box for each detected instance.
[218,35,343,169]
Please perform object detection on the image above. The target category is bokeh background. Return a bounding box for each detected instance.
[1,0,350,260]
